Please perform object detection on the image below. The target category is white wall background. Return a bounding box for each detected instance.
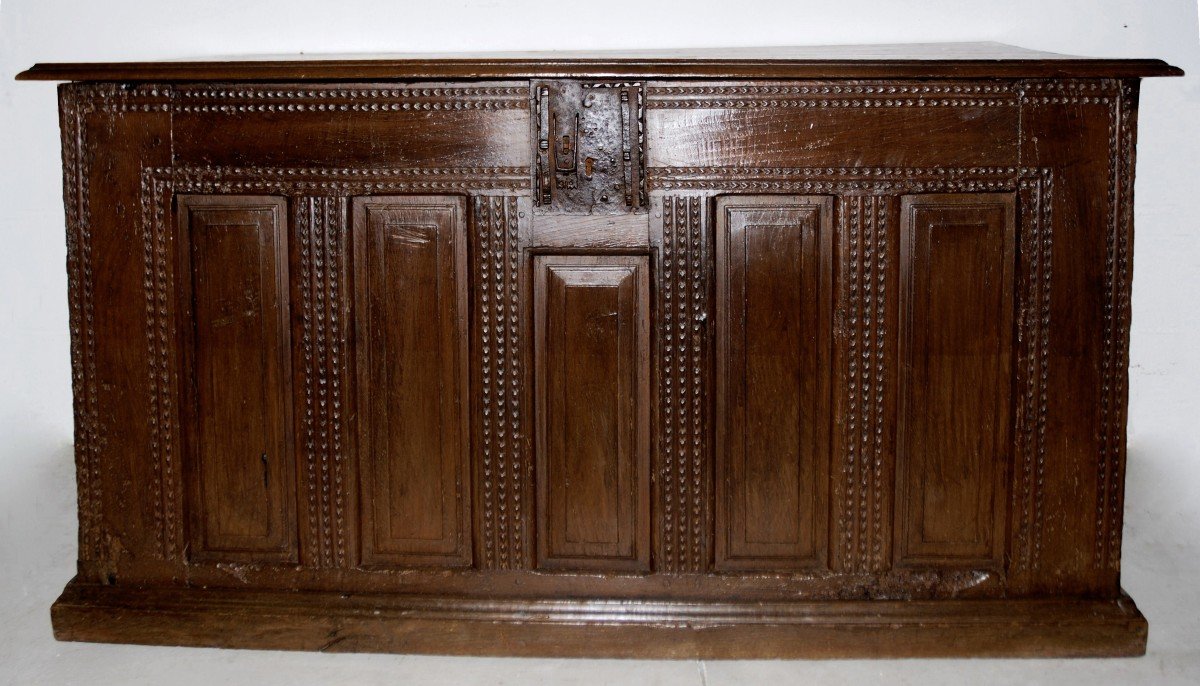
[1,1,1197,684]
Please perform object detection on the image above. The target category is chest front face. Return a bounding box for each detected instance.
[51,72,1144,656]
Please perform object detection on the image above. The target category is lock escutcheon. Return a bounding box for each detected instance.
[533,80,645,214]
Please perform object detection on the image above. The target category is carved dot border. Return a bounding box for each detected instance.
[646,82,1019,109]
[646,166,1045,193]
[144,166,532,194]
[77,84,529,113]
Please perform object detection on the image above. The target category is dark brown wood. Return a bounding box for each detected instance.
[31,45,1180,657]
[353,196,472,567]
[647,100,1020,169]
[177,195,297,564]
[51,579,1149,659]
[895,193,1015,569]
[528,213,650,251]
[714,196,832,571]
[533,255,651,571]
[17,43,1183,81]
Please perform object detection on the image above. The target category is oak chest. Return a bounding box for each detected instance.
[18,43,1182,658]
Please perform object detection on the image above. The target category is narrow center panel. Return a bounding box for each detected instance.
[532,254,652,571]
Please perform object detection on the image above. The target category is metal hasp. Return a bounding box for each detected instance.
[533,80,646,214]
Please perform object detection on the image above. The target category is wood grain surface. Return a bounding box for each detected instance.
[34,48,1180,656]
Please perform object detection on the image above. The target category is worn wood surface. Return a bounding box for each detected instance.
[353,196,472,567]
[177,195,297,564]
[32,47,1182,657]
[17,43,1183,81]
[533,255,651,571]
[714,196,832,572]
[895,193,1014,569]
[52,579,1148,658]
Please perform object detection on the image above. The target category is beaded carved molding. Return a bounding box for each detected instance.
[59,79,1136,588]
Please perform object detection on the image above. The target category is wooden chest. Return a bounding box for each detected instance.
[17,43,1182,658]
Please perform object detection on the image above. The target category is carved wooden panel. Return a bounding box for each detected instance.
[1009,173,1053,585]
[895,193,1015,568]
[1104,82,1138,572]
[832,195,896,574]
[645,83,1020,169]
[714,196,832,571]
[293,196,353,569]
[472,196,531,570]
[1018,79,1125,593]
[60,85,176,575]
[654,195,711,573]
[533,255,651,571]
[354,196,471,567]
[177,195,297,563]
[172,84,531,170]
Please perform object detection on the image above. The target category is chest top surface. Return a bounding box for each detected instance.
[17,42,1183,81]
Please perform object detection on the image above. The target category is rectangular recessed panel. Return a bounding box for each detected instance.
[354,196,471,567]
[715,196,832,571]
[534,255,651,571]
[180,195,296,563]
[646,104,1019,169]
[896,193,1015,568]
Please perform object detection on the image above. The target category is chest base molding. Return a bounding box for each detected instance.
[53,578,1146,659]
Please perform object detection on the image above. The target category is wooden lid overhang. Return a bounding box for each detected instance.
[17,42,1183,82]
